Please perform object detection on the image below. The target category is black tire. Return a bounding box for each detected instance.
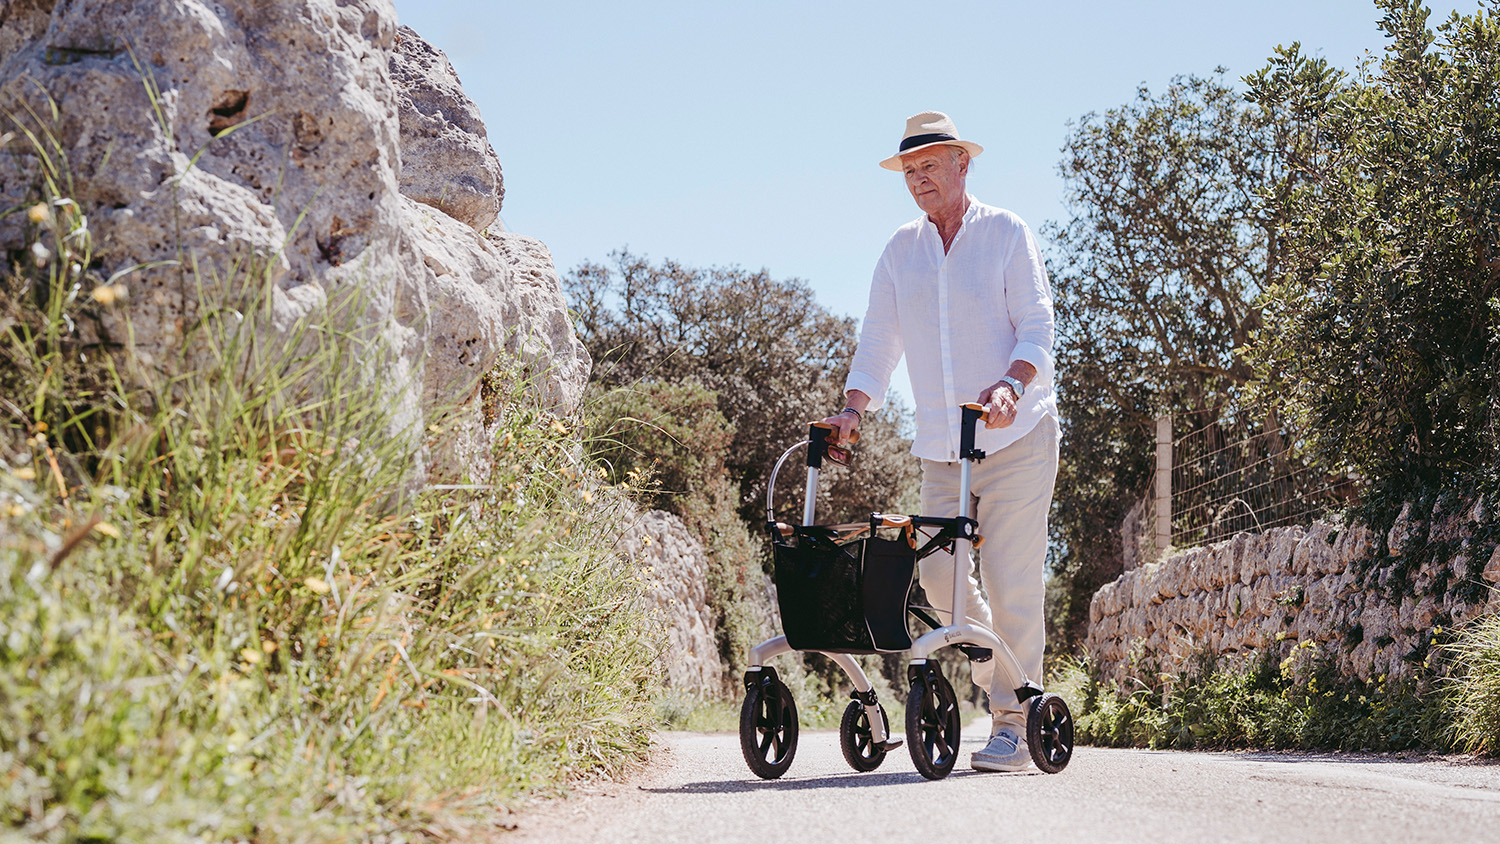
[1026,692,1074,774]
[905,669,961,780]
[740,676,798,779]
[839,700,888,772]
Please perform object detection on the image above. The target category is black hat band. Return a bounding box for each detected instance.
[898,132,958,152]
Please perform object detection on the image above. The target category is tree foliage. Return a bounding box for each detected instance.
[1049,71,1280,408]
[566,249,919,530]
[1045,73,1289,645]
[1246,0,1500,512]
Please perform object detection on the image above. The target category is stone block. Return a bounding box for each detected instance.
[1268,527,1301,575]
[1387,502,1419,556]
[1334,523,1374,564]
[391,25,504,232]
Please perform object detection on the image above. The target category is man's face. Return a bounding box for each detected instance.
[901,145,968,218]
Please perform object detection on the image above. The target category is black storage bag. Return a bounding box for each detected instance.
[772,528,915,654]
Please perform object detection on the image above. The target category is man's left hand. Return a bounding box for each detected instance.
[976,380,1019,429]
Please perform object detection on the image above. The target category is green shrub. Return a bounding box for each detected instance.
[585,378,733,517]
[1055,644,1455,753]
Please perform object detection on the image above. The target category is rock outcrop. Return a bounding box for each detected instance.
[619,510,725,696]
[389,24,504,233]
[1086,500,1500,686]
[0,0,585,482]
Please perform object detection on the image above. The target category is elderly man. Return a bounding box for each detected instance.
[824,111,1058,773]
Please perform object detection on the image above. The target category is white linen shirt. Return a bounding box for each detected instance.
[845,196,1058,462]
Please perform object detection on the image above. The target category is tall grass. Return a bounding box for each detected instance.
[1447,611,1500,754]
[1,128,659,840]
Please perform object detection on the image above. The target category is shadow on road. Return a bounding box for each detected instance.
[641,768,1042,795]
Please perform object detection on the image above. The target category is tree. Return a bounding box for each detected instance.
[1045,72,1292,647]
[1246,0,1500,513]
[566,249,920,530]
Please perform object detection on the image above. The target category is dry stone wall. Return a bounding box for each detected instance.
[1086,500,1500,686]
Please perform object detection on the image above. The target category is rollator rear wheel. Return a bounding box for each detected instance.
[839,700,888,772]
[1026,692,1074,774]
[740,673,798,779]
[906,668,960,780]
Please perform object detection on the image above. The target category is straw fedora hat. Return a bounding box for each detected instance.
[879,111,984,171]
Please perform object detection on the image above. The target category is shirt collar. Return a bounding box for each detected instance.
[920,194,982,232]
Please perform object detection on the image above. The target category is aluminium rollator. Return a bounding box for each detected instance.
[738,403,1074,780]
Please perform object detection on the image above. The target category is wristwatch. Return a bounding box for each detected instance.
[998,375,1025,400]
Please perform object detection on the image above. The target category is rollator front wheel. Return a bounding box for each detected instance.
[839,700,889,772]
[905,667,961,780]
[1026,692,1074,774]
[740,672,798,779]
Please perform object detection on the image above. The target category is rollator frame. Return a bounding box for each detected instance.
[738,403,1073,780]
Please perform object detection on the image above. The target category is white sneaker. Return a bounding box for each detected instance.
[971,728,1032,772]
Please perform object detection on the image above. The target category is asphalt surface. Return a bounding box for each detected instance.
[512,717,1500,844]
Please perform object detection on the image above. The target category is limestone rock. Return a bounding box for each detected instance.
[390,25,504,232]
[484,232,591,410]
[1333,523,1374,562]
[0,1,587,484]
[618,510,724,695]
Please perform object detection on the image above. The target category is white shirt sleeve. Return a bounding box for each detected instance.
[1004,222,1055,378]
[844,250,904,411]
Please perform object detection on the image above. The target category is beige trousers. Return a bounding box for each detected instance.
[917,413,1058,733]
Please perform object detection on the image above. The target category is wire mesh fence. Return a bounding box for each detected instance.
[1123,402,1353,568]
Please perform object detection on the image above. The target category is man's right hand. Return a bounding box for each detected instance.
[821,408,860,444]
[822,390,871,444]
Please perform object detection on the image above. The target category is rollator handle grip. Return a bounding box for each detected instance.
[809,420,860,445]
[808,421,857,469]
[959,403,987,461]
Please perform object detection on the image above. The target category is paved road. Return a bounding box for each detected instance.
[513,718,1500,844]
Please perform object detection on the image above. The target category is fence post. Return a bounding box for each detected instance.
[1155,415,1172,552]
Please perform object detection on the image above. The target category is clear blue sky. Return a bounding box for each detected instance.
[394,1,1467,401]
